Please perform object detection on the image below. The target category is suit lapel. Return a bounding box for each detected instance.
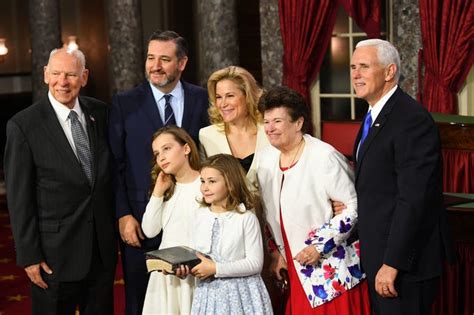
[355,87,401,179]
[79,98,97,186]
[39,98,85,178]
[353,124,363,162]
[141,82,164,131]
[181,81,196,131]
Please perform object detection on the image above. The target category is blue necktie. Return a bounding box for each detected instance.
[69,111,93,184]
[360,110,372,146]
[163,94,176,126]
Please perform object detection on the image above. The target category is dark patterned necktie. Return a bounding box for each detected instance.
[164,94,176,126]
[69,110,93,184]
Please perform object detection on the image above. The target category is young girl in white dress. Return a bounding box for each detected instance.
[178,154,273,315]
[141,126,202,315]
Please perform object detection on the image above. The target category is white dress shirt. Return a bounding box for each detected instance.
[150,80,185,126]
[48,91,88,158]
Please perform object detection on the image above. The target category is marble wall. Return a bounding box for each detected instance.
[196,0,239,86]
[106,0,145,95]
[259,0,283,89]
[28,0,62,102]
[392,0,422,98]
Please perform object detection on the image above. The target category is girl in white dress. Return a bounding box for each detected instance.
[141,126,202,315]
[178,154,273,315]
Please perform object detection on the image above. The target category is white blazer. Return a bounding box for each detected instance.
[199,123,269,188]
[257,134,365,307]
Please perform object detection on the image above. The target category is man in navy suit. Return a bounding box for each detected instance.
[108,30,209,314]
[351,39,453,314]
[5,48,117,314]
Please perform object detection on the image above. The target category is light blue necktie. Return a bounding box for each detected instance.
[360,110,372,146]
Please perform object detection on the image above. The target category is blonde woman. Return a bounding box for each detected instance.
[199,66,269,188]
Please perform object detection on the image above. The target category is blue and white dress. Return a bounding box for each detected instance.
[191,206,273,315]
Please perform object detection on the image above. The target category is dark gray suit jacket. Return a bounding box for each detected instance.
[4,96,117,282]
[353,87,454,281]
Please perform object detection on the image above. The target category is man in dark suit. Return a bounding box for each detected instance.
[108,30,209,314]
[351,39,453,314]
[4,48,117,314]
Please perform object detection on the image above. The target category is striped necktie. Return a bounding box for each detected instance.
[163,94,176,126]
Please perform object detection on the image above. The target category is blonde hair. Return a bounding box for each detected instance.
[199,154,258,213]
[207,66,263,130]
[150,126,200,201]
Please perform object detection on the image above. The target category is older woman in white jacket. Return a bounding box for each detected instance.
[256,86,371,314]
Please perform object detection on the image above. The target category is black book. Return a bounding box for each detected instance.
[145,246,201,273]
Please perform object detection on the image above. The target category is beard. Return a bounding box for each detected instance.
[147,69,179,89]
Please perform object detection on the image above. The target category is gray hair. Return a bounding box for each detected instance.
[356,39,400,81]
[47,48,86,71]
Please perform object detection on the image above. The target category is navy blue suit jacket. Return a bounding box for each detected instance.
[108,80,208,246]
[353,87,454,281]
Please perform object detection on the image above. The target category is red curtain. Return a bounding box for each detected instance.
[278,0,339,124]
[339,0,381,38]
[419,0,474,113]
[442,149,474,193]
[431,243,474,315]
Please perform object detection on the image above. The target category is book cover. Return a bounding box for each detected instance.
[145,246,202,273]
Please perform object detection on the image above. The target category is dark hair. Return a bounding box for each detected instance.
[150,126,200,201]
[147,30,188,60]
[199,154,257,213]
[258,86,311,134]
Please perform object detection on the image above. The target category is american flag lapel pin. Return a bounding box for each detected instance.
[89,115,95,122]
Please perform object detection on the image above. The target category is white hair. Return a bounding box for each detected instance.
[47,48,86,71]
[356,39,401,81]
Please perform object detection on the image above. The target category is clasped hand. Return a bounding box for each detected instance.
[294,244,321,266]
[175,253,215,280]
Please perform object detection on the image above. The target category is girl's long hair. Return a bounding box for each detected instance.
[199,154,258,213]
[150,126,200,201]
